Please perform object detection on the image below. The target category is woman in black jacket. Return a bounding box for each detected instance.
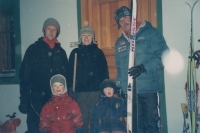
[68,24,109,133]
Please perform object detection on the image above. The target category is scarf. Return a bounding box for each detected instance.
[43,37,59,49]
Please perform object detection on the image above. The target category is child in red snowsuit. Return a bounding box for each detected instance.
[39,74,83,133]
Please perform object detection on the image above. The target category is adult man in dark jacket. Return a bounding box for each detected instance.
[18,18,69,133]
[114,6,169,133]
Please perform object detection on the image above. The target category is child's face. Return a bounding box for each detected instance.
[103,87,114,97]
[53,82,65,95]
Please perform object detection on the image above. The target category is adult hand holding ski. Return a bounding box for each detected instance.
[128,64,146,79]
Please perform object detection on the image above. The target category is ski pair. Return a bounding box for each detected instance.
[183,82,199,133]
[184,0,199,133]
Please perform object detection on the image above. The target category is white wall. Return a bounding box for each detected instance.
[163,0,200,132]
[0,0,78,132]
[20,0,78,57]
[0,0,200,132]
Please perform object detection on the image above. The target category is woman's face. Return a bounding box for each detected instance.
[81,34,92,45]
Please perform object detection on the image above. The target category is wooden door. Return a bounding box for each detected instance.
[80,0,156,80]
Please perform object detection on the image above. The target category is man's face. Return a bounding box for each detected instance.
[119,16,131,32]
[44,25,57,41]
[81,34,93,45]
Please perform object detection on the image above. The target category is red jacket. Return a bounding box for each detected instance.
[40,93,83,133]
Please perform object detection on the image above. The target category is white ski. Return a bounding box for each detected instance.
[127,0,137,132]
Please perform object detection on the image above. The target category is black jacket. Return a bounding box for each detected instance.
[68,43,109,92]
[19,37,69,113]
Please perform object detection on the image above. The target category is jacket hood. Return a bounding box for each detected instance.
[138,21,152,32]
[121,21,152,41]
[50,74,68,96]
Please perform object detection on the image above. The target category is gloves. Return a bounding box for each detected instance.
[68,88,78,99]
[18,103,28,114]
[128,64,146,79]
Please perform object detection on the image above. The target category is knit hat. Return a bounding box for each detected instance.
[50,74,67,95]
[114,6,131,28]
[78,21,97,45]
[100,79,117,94]
[43,18,60,37]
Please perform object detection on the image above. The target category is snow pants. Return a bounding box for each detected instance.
[26,107,40,133]
[137,93,159,133]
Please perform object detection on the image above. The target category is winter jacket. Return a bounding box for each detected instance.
[115,21,169,94]
[68,43,109,92]
[40,92,83,133]
[19,37,69,114]
[91,95,127,133]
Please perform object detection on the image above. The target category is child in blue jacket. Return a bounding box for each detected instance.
[91,79,127,133]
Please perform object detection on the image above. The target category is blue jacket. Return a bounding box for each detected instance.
[115,21,169,94]
[91,95,127,133]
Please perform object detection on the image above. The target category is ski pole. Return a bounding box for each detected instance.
[72,53,77,92]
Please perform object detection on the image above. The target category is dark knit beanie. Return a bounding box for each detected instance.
[43,18,60,37]
[114,6,131,28]
[100,79,117,94]
[50,74,67,95]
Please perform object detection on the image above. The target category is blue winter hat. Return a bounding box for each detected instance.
[114,6,131,28]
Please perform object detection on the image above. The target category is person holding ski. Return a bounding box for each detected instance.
[91,79,127,133]
[39,74,83,133]
[18,18,70,133]
[68,23,109,133]
[114,6,169,133]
